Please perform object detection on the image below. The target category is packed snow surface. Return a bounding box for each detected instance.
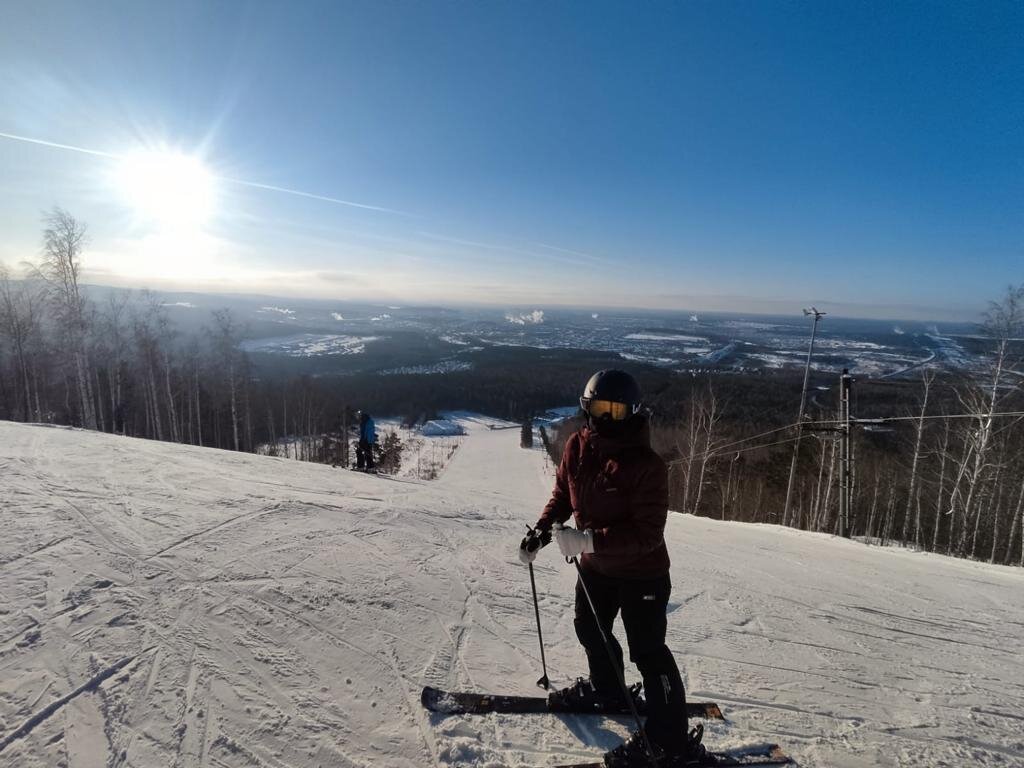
[420,420,465,437]
[1,419,1023,768]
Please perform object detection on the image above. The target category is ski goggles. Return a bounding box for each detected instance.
[579,397,640,421]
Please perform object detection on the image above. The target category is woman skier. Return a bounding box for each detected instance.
[518,369,703,767]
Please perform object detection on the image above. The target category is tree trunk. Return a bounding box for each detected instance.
[811,438,827,531]
[22,357,34,420]
[1006,473,1024,566]
[229,362,240,452]
[902,373,931,545]
[914,491,923,552]
[989,480,1004,564]
[244,383,254,453]
[866,472,881,540]
[163,353,179,443]
[932,418,951,553]
[681,401,700,514]
[13,336,32,421]
[186,381,194,445]
[74,349,96,429]
[881,482,897,547]
[32,366,43,422]
[93,364,106,432]
[63,375,71,421]
[148,365,163,441]
[142,383,153,438]
[107,365,117,434]
[977,464,1003,561]
[818,440,838,533]
[946,436,976,556]
[194,365,203,447]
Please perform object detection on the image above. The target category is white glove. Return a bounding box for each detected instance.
[554,526,594,558]
[518,545,538,565]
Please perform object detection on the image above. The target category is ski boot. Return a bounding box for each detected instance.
[603,730,665,767]
[603,724,705,768]
[673,725,707,766]
[548,677,637,714]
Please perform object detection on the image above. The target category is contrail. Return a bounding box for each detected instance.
[0,131,116,158]
[0,130,406,215]
[533,241,610,265]
[220,177,409,215]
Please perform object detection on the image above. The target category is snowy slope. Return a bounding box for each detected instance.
[1,419,1023,768]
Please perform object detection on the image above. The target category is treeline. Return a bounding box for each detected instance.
[3,210,1021,565]
[0,209,330,451]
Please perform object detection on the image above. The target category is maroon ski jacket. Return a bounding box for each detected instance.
[537,418,670,579]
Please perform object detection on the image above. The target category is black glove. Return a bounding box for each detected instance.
[518,526,552,565]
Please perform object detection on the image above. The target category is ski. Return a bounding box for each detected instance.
[547,743,792,767]
[421,686,724,720]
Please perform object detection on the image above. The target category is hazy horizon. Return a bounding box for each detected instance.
[30,275,986,325]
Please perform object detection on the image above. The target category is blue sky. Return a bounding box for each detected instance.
[0,1,1020,320]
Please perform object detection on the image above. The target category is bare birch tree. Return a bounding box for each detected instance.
[38,208,96,429]
[690,383,723,515]
[930,416,951,552]
[902,370,934,546]
[1007,471,1024,567]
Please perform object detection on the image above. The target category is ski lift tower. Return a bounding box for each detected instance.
[782,307,826,527]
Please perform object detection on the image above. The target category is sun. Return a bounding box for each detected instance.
[113,148,216,229]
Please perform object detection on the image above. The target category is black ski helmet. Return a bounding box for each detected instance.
[580,369,642,420]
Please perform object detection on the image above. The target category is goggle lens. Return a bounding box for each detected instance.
[580,398,633,421]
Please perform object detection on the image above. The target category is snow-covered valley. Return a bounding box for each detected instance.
[1,419,1022,768]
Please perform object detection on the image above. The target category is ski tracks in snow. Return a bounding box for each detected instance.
[2,420,1024,768]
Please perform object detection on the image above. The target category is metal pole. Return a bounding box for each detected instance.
[527,559,550,690]
[571,556,657,764]
[782,307,826,527]
[839,369,853,538]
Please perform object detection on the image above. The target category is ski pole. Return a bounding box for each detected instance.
[570,551,657,766]
[528,560,550,690]
[525,525,551,689]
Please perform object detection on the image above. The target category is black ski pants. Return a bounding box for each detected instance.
[574,569,688,752]
[356,439,375,469]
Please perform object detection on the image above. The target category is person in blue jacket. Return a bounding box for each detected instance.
[356,411,376,470]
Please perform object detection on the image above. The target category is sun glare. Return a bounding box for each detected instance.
[114,149,216,229]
